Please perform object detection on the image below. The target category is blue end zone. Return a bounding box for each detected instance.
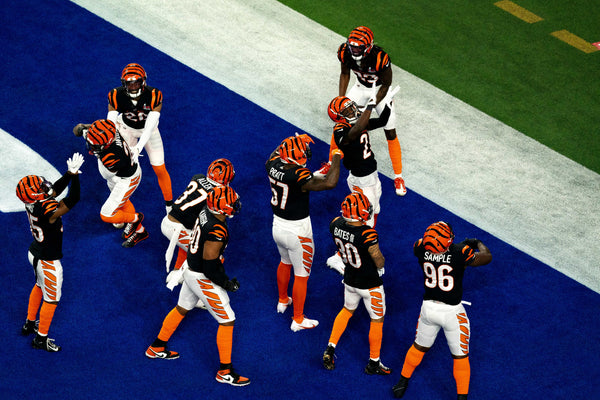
[1,1,598,399]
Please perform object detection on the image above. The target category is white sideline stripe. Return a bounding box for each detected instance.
[0,128,63,212]
[70,0,600,293]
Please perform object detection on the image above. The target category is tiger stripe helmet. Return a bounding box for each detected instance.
[278,135,313,166]
[207,158,235,186]
[328,96,359,124]
[347,26,374,61]
[121,63,147,98]
[423,221,454,254]
[86,119,116,154]
[341,192,372,223]
[16,175,53,204]
[207,186,241,218]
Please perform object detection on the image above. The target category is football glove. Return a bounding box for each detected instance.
[67,152,85,174]
[223,278,240,292]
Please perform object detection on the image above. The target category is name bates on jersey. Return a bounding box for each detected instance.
[333,226,355,243]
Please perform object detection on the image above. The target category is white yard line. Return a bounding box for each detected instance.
[71,0,600,292]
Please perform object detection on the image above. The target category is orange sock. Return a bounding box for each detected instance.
[368,321,384,360]
[157,307,185,342]
[38,301,57,336]
[328,134,339,162]
[27,285,43,321]
[277,262,292,302]
[174,248,187,270]
[328,308,353,346]
[387,137,403,175]
[152,164,173,203]
[101,200,137,224]
[217,325,234,365]
[292,275,308,323]
[401,344,426,378]
[453,357,471,395]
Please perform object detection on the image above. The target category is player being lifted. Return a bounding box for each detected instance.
[73,119,147,247]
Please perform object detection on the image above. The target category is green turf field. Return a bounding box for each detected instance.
[279,0,600,173]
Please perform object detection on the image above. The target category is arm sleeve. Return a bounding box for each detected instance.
[203,257,229,288]
[136,110,160,150]
[62,174,80,209]
[52,172,72,196]
[367,104,391,130]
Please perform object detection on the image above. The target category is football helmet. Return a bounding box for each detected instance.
[86,119,116,154]
[328,96,359,124]
[121,63,147,98]
[278,135,313,167]
[341,192,372,223]
[16,175,53,204]
[347,26,374,61]
[207,186,241,218]
[207,158,235,186]
[423,221,454,254]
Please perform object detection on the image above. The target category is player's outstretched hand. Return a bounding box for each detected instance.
[463,238,480,249]
[67,152,85,174]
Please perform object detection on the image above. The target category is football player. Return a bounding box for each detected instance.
[316,26,406,196]
[73,119,147,247]
[145,186,250,387]
[392,222,492,400]
[322,193,391,376]
[324,94,392,274]
[266,134,342,331]
[17,153,84,352]
[107,63,173,212]
[162,158,235,293]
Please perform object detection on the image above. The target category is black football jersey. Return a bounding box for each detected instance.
[25,199,63,260]
[332,122,377,177]
[186,207,229,273]
[413,239,476,306]
[330,216,382,289]
[338,43,391,87]
[107,85,163,130]
[96,132,137,177]
[169,174,216,230]
[266,154,313,220]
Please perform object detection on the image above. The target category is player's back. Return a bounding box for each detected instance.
[330,216,382,289]
[170,174,216,230]
[413,240,475,305]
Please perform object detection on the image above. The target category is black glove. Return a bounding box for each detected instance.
[463,238,480,249]
[223,278,240,292]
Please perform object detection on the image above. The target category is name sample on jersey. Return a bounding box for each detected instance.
[333,226,355,243]
[424,251,452,264]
